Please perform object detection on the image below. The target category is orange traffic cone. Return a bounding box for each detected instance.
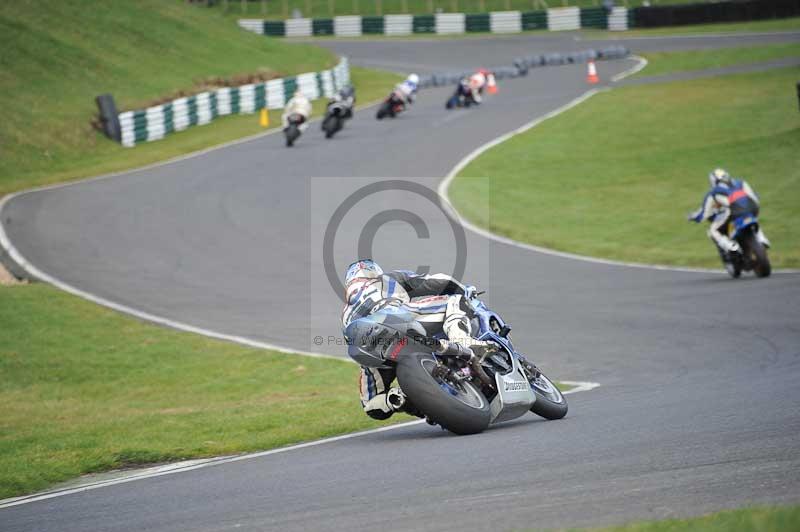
[586,60,599,84]
[487,73,498,94]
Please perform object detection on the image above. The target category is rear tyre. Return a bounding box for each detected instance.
[396,352,491,435]
[744,232,771,278]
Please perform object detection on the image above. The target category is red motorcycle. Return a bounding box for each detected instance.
[376,89,406,120]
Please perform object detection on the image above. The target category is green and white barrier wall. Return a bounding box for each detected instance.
[237,7,629,37]
[118,58,350,147]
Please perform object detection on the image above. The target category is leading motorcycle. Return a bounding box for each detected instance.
[344,294,567,435]
[283,113,305,147]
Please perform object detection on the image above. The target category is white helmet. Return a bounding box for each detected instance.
[345,259,384,288]
[708,168,731,187]
[407,73,419,86]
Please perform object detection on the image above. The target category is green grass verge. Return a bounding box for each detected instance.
[449,65,800,269]
[553,505,800,531]
[635,42,800,78]
[0,282,573,498]
[0,282,407,499]
[0,0,400,197]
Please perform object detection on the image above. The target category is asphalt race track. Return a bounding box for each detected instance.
[2,31,800,532]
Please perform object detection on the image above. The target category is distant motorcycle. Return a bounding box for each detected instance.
[719,213,771,278]
[344,293,567,435]
[446,79,478,109]
[283,113,305,147]
[376,90,406,120]
[322,101,349,139]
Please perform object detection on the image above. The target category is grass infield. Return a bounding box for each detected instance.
[554,505,800,531]
[634,42,800,78]
[450,60,799,268]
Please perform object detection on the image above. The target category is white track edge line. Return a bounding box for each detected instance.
[437,57,800,275]
[611,55,648,82]
[0,380,598,509]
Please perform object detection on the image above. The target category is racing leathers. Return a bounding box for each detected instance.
[689,178,769,252]
[466,72,487,104]
[281,92,312,131]
[342,270,485,420]
[394,79,417,107]
[326,86,355,120]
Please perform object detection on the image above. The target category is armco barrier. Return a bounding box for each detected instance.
[335,15,362,36]
[491,11,522,33]
[436,13,466,34]
[547,7,581,31]
[118,58,350,148]
[580,7,608,29]
[239,0,798,37]
[362,16,385,34]
[285,17,312,37]
[608,7,630,31]
[466,13,491,33]
[385,14,413,35]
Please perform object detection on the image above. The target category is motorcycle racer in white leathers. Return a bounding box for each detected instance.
[281,89,312,131]
[688,168,770,253]
[394,73,419,106]
[341,259,494,420]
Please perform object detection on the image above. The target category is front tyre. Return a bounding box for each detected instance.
[521,365,568,420]
[376,102,391,120]
[396,352,491,435]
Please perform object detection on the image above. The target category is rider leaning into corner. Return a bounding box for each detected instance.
[462,69,497,104]
[395,73,420,107]
[688,168,770,253]
[341,260,496,420]
[326,85,356,119]
[281,89,312,131]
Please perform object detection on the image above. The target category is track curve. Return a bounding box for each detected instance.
[2,31,799,531]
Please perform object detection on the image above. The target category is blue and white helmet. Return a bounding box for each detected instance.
[345,259,384,287]
[406,73,419,90]
[708,168,731,187]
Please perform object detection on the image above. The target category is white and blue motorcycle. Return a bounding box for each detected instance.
[344,294,567,435]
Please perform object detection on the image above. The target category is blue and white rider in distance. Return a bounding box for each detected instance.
[688,168,770,253]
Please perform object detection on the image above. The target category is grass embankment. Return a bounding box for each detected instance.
[450,58,799,268]
[635,42,800,77]
[556,505,800,532]
[0,283,410,499]
[0,0,400,196]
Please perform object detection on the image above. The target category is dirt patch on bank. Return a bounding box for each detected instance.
[0,262,25,286]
